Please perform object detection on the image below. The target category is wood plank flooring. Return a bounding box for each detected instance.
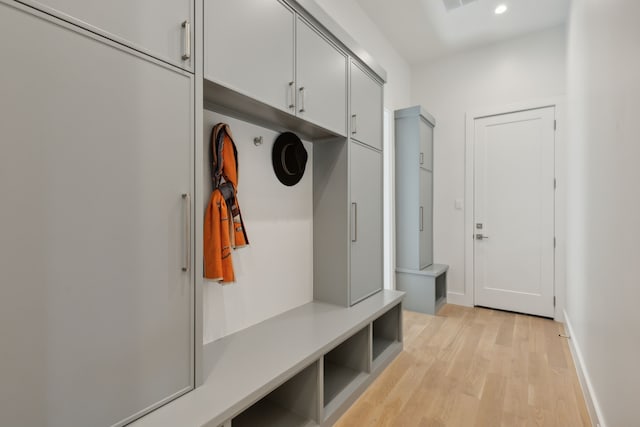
[336,305,591,427]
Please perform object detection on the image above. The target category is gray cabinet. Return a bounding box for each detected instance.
[19,0,194,71]
[0,3,194,426]
[205,1,347,136]
[350,142,383,304]
[204,0,295,113]
[395,106,435,271]
[296,17,347,136]
[350,61,383,150]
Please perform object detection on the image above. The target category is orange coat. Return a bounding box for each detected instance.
[204,124,248,283]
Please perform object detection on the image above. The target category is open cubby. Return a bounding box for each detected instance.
[232,361,320,427]
[372,303,401,366]
[322,326,370,418]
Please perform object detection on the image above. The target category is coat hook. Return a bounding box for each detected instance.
[253,136,263,146]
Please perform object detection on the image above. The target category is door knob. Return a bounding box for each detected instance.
[475,234,489,240]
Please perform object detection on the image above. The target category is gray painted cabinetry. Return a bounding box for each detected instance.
[350,61,383,151]
[17,0,194,71]
[395,106,447,314]
[350,142,383,304]
[204,0,295,114]
[395,106,435,270]
[205,0,347,136]
[0,2,194,426]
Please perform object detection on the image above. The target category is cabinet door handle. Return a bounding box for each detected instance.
[299,87,306,113]
[420,152,424,165]
[288,81,295,109]
[351,202,358,242]
[182,193,191,272]
[420,206,424,232]
[351,114,357,135]
[181,20,191,60]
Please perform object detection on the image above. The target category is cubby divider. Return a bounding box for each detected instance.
[372,304,402,369]
[322,326,370,419]
[232,361,321,427]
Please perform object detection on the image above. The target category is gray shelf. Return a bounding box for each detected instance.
[372,304,401,363]
[233,400,318,427]
[372,337,394,361]
[323,362,368,415]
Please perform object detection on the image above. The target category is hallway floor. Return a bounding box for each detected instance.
[335,305,591,427]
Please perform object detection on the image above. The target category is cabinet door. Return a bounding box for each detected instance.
[350,61,383,150]
[0,5,193,426]
[350,143,383,305]
[296,17,347,136]
[419,168,434,269]
[18,0,193,70]
[419,117,434,171]
[205,0,295,113]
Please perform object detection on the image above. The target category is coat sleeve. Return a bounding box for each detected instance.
[204,190,236,283]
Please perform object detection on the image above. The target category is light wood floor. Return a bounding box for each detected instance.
[336,305,591,427]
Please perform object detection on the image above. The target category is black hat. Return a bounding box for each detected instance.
[272,132,308,186]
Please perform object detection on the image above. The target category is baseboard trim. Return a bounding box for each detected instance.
[563,309,606,427]
[446,292,471,307]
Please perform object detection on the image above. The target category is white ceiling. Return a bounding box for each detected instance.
[355,0,571,64]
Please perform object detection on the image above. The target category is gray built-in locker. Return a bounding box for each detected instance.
[395,106,435,271]
[0,2,194,426]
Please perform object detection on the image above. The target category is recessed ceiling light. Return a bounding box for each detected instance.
[494,4,508,14]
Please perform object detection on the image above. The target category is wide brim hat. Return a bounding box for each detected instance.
[272,132,308,186]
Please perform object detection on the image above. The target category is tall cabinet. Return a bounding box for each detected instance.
[395,106,435,270]
[349,61,384,305]
[395,106,447,314]
[0,2,194,426]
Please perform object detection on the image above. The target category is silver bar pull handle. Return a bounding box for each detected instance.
[182,193,191,272]
[420,152,424,165]
[299,87,305,113]
[181,20,191,60]
[288,81,295,109]
[420,206,424,231]
[351,202,358,242]
[351,114,357,134]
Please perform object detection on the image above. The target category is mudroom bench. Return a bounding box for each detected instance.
[132,290,404,427]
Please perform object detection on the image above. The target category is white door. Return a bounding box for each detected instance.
[473,107,555,317]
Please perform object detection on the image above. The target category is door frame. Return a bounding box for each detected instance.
[463,97,566,321]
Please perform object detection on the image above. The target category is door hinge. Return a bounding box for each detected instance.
[554,237,556,248]
[554,296,556,307]
[554,120,557,130]
[554,178,557,190]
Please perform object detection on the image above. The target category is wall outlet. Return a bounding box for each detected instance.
[454,199,464,210]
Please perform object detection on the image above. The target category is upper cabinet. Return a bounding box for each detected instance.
[350,61,383,151]
[204,0,296,114]
[20,0,194,71]
[205,0,347,137]
[296,17,347,136]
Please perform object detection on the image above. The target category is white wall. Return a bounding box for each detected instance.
[314,0,411,112]
[565,1,640,426]
[411,26,567,305]
[202,112,314,343]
